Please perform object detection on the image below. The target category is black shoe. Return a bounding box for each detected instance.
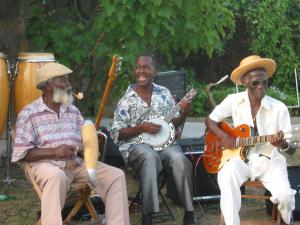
[141,214,153,225]
[183,211,198,225]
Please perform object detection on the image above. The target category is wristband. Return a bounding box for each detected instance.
[280,142,290,152]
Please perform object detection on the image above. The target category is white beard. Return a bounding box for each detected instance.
[52,87,74,105]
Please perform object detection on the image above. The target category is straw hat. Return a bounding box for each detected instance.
[230,55,276,85]
[36,62,73,87]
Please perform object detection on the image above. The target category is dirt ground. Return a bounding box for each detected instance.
[0,161,299,225]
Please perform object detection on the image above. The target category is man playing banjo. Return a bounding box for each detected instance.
[111,53,197,225]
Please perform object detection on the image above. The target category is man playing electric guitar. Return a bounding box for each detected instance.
[205,55,296,225]
[111,53,197,225]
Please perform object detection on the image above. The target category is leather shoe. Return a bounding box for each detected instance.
[183,211,198,225]
[141,214,153,225]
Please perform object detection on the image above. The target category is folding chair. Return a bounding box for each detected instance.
[220,180,281,225]
[23,162,102,225]
[128,170,176,221]
[23,130,109,225]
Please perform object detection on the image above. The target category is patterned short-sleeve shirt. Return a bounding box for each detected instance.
[111,83,177,162]
[12,97,84,168]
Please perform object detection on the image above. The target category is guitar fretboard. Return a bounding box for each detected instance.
[164,89,197,123]
[239,134,277,147]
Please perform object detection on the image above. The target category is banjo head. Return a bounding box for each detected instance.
[139,116,175,151]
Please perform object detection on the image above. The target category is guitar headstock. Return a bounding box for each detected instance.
[108,55,123,81]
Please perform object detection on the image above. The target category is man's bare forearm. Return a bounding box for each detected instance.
[22,148,56,162]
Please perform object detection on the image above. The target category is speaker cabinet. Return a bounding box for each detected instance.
[167,137,220,203]
[288,166,300,220]
[154,71,187,101]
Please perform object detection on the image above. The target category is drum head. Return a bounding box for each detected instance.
[17,52,55,62]
[141,118,171,147]
[0,52,6,59]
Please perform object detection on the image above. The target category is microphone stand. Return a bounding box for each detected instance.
[2,62,15,185]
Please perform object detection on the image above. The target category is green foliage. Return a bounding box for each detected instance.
[224,0,300,89]
[24,0,300,118]
[25,0,234,116]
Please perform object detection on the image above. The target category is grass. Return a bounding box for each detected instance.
[0,160,299,225]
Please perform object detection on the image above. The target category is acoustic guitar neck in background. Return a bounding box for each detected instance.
[94,55,122,128]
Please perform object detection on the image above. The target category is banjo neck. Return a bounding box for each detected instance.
[164,89,198,123]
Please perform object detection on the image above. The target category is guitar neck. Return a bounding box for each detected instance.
[238,134,281,147]
[95,78,114,128]
[164,98,185,123]
[164,89,197,123]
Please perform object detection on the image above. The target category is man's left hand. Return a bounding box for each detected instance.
[180,99,191,117]
[270,130,288,149]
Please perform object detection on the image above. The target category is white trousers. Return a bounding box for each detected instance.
[218,157,295,225]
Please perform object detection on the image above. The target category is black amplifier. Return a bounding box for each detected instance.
[176,137,205,154]
[175,137,220,202]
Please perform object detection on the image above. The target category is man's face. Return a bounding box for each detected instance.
[50,75,73,105]
[134,56,156,87]
[242,69,269,100]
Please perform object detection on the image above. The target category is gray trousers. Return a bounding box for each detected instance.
[128,143,194,214]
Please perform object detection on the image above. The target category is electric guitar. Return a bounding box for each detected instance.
[95,55,122,128]
[204,121,300,173]
[139,89,198,151]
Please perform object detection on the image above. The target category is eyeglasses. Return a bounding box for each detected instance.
[251,79,268,88]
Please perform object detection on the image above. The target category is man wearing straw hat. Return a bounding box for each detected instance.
[11,62,130,225]
[205,55,296,225]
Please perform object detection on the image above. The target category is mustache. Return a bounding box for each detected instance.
[52,87,74,105]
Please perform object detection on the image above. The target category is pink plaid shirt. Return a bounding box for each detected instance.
[12,97,84,168]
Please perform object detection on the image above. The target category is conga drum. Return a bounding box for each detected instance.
[14,53,55,115]
[0,53,9,136]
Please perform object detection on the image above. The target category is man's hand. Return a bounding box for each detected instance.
[141,122,161,134]
[270,130,288,149]
[217,133,237,150]
[180,99,191,116]
[53,145,76,160]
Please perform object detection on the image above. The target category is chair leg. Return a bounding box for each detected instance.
[36,218,41,225]
[84,196,101,225]
[219,213,225,225]
[63,197,85,225]
[158,189,175,221]
[129,189,141,211]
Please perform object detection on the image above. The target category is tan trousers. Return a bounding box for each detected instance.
[31,161,130,225]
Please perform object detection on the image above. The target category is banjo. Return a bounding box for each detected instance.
[139,89,198,151]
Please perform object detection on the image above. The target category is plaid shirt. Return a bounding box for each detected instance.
[111,83,177,162]
[12,97,84,168]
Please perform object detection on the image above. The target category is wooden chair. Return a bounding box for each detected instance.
[220,180,281,225]
[23,162,102,225]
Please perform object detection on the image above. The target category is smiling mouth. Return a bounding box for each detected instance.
[138,77,146,81]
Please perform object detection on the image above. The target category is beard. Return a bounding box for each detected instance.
[52,87,74,105]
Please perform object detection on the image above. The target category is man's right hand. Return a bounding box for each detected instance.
[141,122,161,134]
[217,133,236,149]
[53,145,76,160]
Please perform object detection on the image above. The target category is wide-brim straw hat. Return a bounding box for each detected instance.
[231,55,276,85]
[36,62,73,87]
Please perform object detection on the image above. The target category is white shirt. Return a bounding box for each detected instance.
[209,90,292,179]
